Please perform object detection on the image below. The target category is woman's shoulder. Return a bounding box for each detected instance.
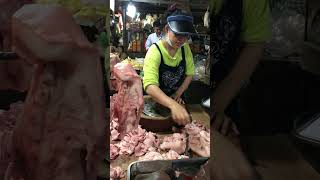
[145,43,162,59]
[182,43,192,53]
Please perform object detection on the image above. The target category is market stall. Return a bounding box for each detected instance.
[109,2,211,179]
[110,0,210,88]
[109,62,210,179]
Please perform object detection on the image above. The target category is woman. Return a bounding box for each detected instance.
[143,4,196,125]
[210,0,271,136]
[209,0,271,180]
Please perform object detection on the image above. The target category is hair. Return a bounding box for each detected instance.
[153,19,161,28]
[160,3,192,26]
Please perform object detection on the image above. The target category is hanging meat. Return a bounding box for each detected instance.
[110,63,144,140]
[3,4,107,180]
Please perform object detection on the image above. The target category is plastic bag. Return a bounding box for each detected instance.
[265,0,305,58]
[204,6,210,28]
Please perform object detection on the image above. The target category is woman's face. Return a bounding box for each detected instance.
[167,26,189,49]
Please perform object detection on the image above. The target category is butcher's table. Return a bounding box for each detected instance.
[111,104,210,180]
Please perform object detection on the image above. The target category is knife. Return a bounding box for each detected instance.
[184,104,193,157]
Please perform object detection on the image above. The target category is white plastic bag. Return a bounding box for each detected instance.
[204,6,210,28]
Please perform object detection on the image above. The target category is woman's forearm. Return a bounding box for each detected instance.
[176,75,193,96]
[146,85,176,109]
[212,43,264,112]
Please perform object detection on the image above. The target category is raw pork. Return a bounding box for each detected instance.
[117,126,159,157]
[110,144,119,160]
[163,150,189,160]
[109,53,120,91]
[185,122,210,157]
[110,102,120,141]
[138,151,164,161]
[138,150,188,161]
[110,166,124,180]
[111,63,143,139]
[7,4,107,180]
[160,133,186,155]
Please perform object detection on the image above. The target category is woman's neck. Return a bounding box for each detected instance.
[161,39,178,57]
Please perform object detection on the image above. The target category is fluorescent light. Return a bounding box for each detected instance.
[127,3,136,18]
[110,0,115,12]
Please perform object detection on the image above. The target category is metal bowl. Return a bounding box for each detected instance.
[140,96,174,132]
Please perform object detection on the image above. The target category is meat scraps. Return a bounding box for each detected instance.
[110,99,120,141]
[110,166,125,180]
[138,151,164,161]
[160,133,187,155]
[116,126,159,157]
[185,121,210,157]
[110,144,119,161]
[109,53,120,91]
[163,150,189,160]
[138,150,188,161]
[110,62,144,140]
[7,4,107,180]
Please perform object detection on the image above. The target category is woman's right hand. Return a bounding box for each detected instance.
[169,101,190,126]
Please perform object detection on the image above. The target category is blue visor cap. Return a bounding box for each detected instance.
[167,15,197,35]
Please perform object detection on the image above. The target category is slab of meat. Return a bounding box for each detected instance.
[7,4,107,180]
[117,126,159,157]
[110,96,120,141]
[109,53,120,91]
[162,150,189,160]
[110,53,120,68]
[138,151,164,161]
[160,133,186,155]
[138,151,188,161]
[184,121,207,135]
[111,62,143,139]
[185,122,210,157]
[110,117,120,141]
[134,131,159,157]
[110,166,124,180]
[110,144,119,161]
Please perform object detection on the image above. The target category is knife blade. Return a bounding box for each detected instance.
[184,104,193,157]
